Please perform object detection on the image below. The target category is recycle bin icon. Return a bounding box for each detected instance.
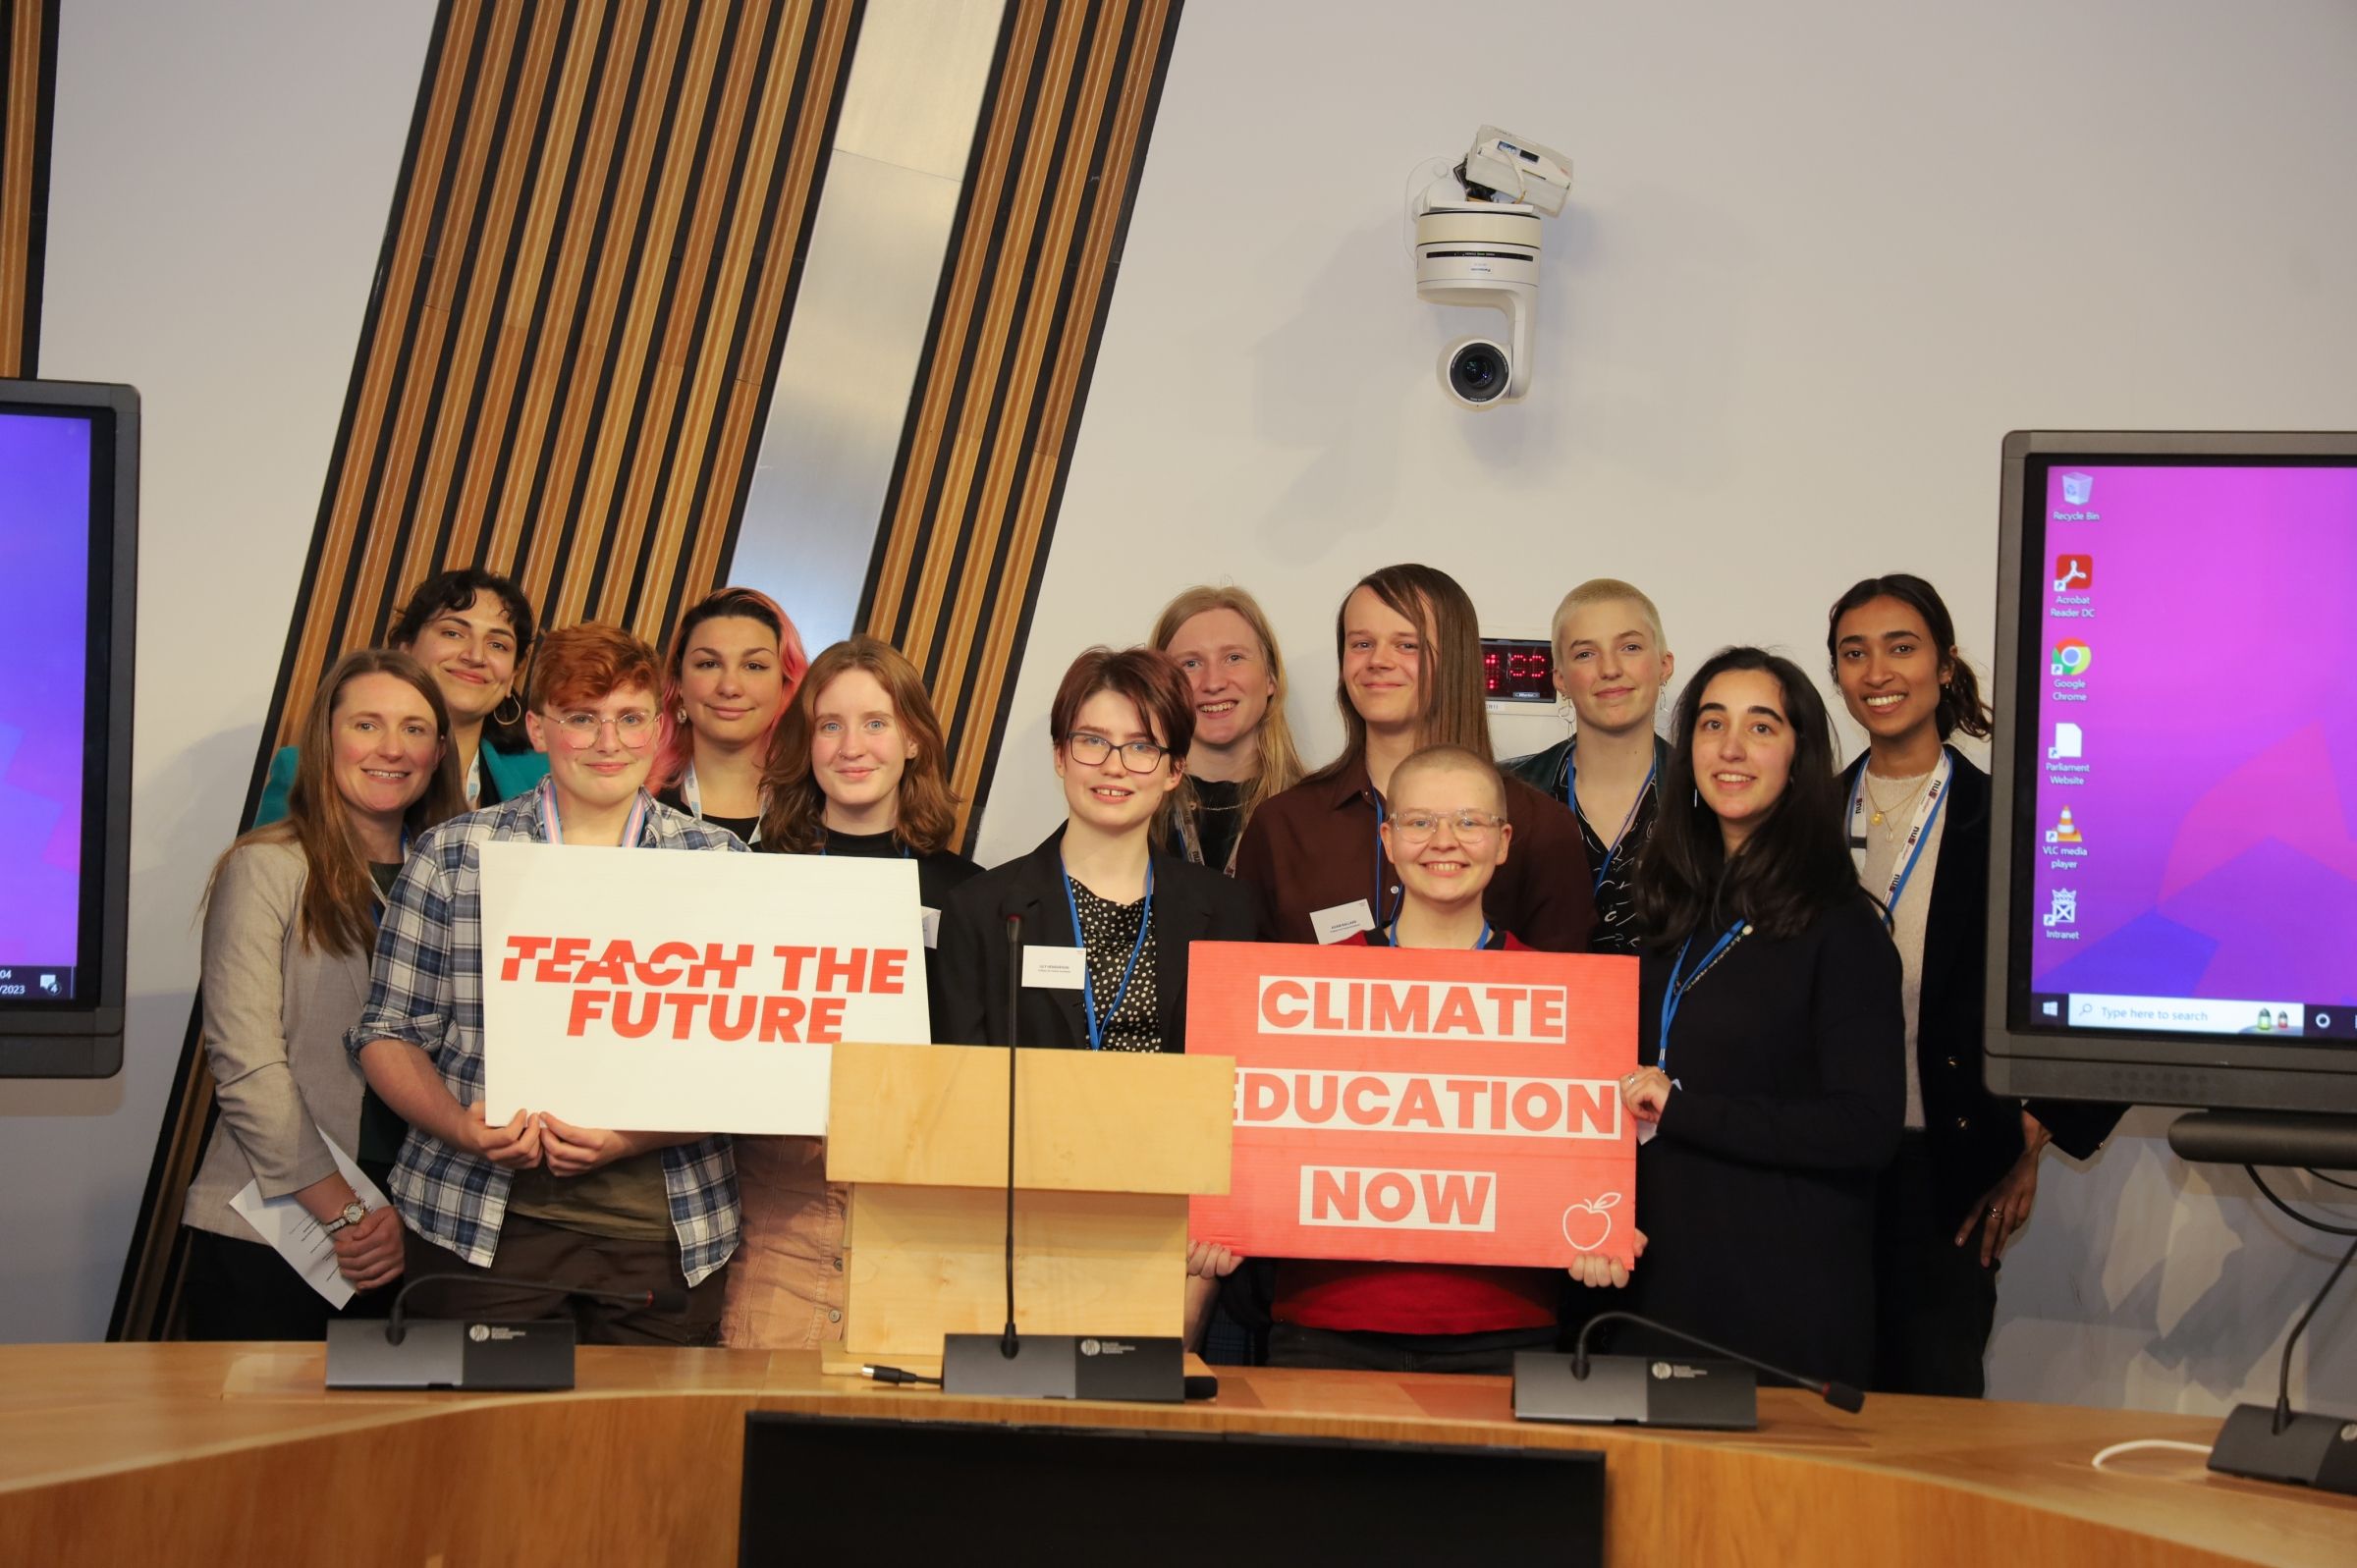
[2060,472,2094,506]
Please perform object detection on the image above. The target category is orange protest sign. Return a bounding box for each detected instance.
[1186,941,1637,1269]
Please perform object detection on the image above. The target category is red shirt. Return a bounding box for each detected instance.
[1270,927,1559,1336]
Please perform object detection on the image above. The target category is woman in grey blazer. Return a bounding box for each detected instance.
[180,650,466,1339]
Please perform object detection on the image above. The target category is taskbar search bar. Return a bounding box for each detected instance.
[2053,993,2357,1039]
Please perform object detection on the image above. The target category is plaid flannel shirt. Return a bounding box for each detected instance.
[346,789,749,1285]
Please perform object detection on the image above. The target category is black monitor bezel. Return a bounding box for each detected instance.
[1985,429,2357,1112]
[0,378,137,1079]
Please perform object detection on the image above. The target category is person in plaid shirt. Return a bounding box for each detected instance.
[349,622,746,1344]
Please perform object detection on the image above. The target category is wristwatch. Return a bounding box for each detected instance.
[321,1200,368,1235]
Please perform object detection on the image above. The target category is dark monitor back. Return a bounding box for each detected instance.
[740,1412,1604,1565]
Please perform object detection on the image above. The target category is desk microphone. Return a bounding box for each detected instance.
[1001,912,1022,1360]
[327,1271,684,1390]
[1513,1311,1862,1429]
[1574,1311,1863,1412]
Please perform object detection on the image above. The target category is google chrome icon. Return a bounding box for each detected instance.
[2052,639,2092,676]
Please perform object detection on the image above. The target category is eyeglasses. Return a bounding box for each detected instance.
[1065,731,1170,774]
[547,709,656,749]
[1391,809,1504,843]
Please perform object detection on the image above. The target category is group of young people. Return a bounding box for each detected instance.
[177,560,2117,1398]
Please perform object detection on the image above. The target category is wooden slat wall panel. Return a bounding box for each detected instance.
[111,0,865,1340]
[268,0,862,751]
[859,0,1185,849]
[0,0,58,375]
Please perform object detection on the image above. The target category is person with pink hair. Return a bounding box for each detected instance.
[650,586,808,844]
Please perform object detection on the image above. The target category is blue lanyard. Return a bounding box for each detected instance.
[1846,751,1952,931]
[1567,745,1657,895]
[1060,858,1154,1052]
[1658,920,1747,1078]
[1370,794,1401,926]
[1385,917,1492,949]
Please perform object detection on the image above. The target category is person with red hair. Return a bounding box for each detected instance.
[650,586,808,844]
[348,622,749,1344]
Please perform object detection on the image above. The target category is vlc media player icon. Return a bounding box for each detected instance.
[2046,809,2082,846]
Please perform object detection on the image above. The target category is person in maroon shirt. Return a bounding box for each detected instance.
[1233,564,1595,951]
[1252,744,1568,1372]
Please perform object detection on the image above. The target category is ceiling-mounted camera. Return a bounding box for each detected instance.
[1410,127,1571,408]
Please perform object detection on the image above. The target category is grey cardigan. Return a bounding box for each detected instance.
[182,838,378,1239]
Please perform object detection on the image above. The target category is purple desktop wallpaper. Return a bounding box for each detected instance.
[0,413,90,975]
[2028,462,2357,1029]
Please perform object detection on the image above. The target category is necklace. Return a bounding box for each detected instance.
[1862,768,1931,828]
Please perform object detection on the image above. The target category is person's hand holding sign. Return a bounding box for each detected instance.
[1621,1065,1672,1123]
[536,1113,660,1176]
[464,1100,544,1170]
[1566,1227,1644,1290]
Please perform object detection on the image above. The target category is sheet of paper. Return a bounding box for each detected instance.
[228,1129,391,1309]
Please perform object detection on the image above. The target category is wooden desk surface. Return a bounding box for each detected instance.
[3,1343,2349,1566]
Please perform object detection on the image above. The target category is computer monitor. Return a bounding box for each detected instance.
[1985,430,2357,1112]
[0,379,138,1078]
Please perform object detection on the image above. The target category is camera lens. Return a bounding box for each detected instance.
[1449,343,1507,403]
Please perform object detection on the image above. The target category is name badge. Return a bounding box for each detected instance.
[1022,946,1087,990]
[1310,898,1376,945]
[921,907,941,950]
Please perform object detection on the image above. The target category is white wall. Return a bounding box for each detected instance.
[973,0,2357,1413]
[0,1,437,1342]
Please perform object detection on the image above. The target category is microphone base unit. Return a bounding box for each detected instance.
[2206,1403,2357,1495]
[940,1333,1186,1403]
[326,1316,578,1390]
[1511,1351,1757,1430]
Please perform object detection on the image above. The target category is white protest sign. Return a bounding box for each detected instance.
[479,842,931,1134]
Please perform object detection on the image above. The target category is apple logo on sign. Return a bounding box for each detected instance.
[1562,1192,1622,1252]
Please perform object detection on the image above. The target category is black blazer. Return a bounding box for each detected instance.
[1629,892,1904,1389]
[931,827,1262,1050]
[1841,749,2124,1225]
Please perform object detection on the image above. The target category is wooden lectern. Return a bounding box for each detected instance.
[821,1041,1234,1378]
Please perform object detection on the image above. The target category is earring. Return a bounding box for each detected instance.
[1692,786,1700,808]
[677,707,688,724]
[492,693,522,727]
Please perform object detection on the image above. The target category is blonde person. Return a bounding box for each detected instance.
[1150,585,1304,873]
[722,636,982,1349]
[1504,579,1674,954]
[181,650,466,1338]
